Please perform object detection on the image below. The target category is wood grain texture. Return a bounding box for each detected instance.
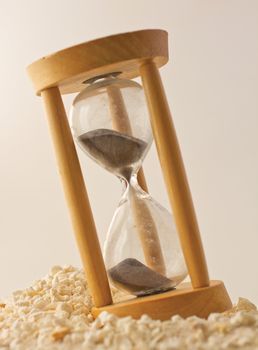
[41,87,112,307]
[27,29,168,95]
[140,61,210,289]
[92,280,232,320]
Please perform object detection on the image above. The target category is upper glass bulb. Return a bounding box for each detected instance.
[70,75,152,180]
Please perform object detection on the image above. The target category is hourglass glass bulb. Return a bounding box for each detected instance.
[70,75,152,180]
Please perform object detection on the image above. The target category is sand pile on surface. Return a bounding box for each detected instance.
[0,265,257,350]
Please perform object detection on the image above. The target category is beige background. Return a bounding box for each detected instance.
[0,0,257,305]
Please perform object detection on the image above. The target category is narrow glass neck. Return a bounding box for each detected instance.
[119,173,146,196]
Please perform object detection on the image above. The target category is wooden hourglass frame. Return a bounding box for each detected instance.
[27,29,232,320]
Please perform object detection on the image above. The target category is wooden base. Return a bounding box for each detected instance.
[92,280,232,320]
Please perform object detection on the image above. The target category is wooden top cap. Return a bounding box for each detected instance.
[27,29,168,95]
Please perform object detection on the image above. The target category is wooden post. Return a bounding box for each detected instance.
[140,61,210,288]
[106,84,166,275]
[106,84,148,192]
[41,87,112,307]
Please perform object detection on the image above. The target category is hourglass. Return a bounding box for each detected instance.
[27,29,232,319]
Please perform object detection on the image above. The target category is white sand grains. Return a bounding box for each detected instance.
[0,265,257,350]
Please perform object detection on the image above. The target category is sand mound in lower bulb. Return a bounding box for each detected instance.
[108,258,175,296]
[0,266,257,350]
